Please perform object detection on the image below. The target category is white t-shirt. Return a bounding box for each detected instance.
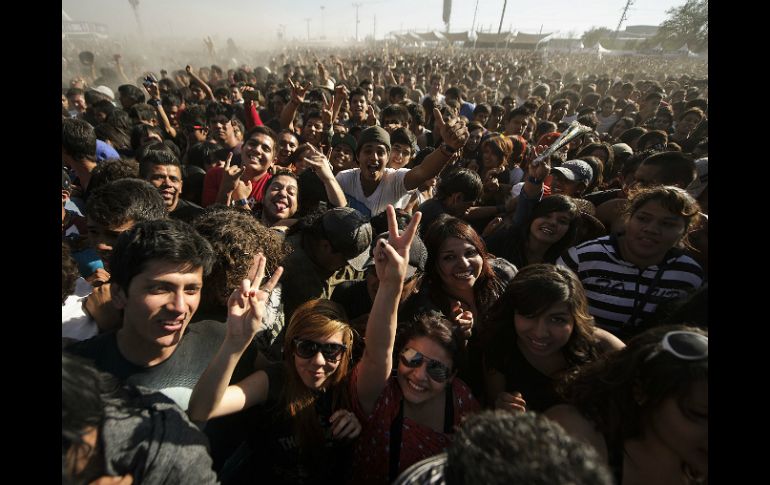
[336,168,414,218]
[62,277,98,341]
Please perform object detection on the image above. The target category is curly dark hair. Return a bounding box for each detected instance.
[557,325,708,457]
[193,206,293,309]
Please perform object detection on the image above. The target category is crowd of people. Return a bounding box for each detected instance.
[62,42,708,484]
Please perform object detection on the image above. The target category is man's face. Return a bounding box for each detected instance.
[430,78,442,96]
[276,132,299,165]
[262,174,298,224]
[165,105,180,128]
[357,142,389,184]
[472,111,489,126]
[505,115,527,136]
[208,117,234,145]
[350,94,368,120]
[388,143,413,170]
[87,218,135,270]
[633,163,663,188]
[330,143,355,172]
[68,95,86,113]
[113,260,203,351]
[301,117,324,146]
[362,83,375,102]
[382,116,404,133]
[550,171,582,196]
[230,87,243,103]
[190,85,206,101]
[242,132,275,175]
[146,164,183,212]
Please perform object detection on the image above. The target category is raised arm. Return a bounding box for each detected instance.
[188,255,283,422]
[145,80,177,138]
[303,146,348,207]
[280,78,309,131]
[404,107,469,191]
[186,65,214,100]
[355,206,421,414]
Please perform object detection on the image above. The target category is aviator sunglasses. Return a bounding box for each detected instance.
[645,331,708,363]
[293,338,347,363]
[399,348,452,383]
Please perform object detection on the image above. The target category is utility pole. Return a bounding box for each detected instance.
[497,0,508,34]
[352,3,362,42]
[470,0,479,35]
[614,0,634,39]
[320,5,325,40]
[304,18,311,41]
[373,14,377,40]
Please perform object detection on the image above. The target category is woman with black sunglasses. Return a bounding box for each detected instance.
[546,325,708,485]
[349,206,480,484]
[188,255,362,485]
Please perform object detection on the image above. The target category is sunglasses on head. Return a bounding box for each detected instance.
[645,331,708,363]
[399,348,452,383]
[293,338,347,362]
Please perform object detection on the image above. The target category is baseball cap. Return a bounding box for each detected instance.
[552,160,594,183]
[363,231,428,279]
[320,207,373,271]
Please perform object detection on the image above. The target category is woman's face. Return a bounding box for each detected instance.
[397,336,453,405]
[481,143,504,170]
[514,301,574,359]
[436,237,484,294]
[624,201,687,263]
[293,330,345,390]
[649,379,708,478]
[529,210,573,247]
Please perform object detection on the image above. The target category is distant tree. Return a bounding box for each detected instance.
[581,27,613,48]
[654,0,708,51]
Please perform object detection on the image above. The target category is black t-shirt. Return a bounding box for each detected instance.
[229,363,354,485]
[415,198,448,238]
[485,338,563,413]
[170,198,205,223]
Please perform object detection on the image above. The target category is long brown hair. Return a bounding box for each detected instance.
[423,215,506,319]
[485,264,601,368]
[281,299,354,452]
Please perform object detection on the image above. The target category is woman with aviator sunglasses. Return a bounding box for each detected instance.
[546,325,708,485]
[189,255,362,485]
[350,206,480,484]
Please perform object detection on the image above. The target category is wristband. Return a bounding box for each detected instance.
[233,198,250,207]
[527,176,543,184]
[148,98,161,107]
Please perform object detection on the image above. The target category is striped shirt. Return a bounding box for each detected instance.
[556,235,703,341]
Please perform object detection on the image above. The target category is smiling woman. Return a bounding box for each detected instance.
[557,186,704,341]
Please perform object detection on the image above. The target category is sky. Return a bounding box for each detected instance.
[62,0,686,43]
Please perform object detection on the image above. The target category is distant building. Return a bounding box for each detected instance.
[62,9,109,40]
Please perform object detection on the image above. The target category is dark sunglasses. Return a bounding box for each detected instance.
[399,348,452,383]
[293,338,347,362]
[645,331,708,362]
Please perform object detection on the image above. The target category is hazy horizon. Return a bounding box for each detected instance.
[63,0,687,43]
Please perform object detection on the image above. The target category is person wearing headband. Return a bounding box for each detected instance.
[546,325,707,485]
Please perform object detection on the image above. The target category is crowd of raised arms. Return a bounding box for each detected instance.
[62,42,707,485]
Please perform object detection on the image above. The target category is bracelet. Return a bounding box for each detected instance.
[527,176,543,184]
[233,198,250,207]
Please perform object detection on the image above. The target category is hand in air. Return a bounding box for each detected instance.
[226,253,283,346]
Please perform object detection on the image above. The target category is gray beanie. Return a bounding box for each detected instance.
[356,126,391,157]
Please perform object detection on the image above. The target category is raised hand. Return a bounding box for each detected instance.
[433,107,469,151]
[225,253,283,346]
[495,391,527,413]
[329,409,362,440]
[321,93,335,126]
[365,105,377,126]
[288,78,310,104]
[302,145,334,179]
[220,153,244,194]
[450,300,474,339]
[373,205,421,285]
